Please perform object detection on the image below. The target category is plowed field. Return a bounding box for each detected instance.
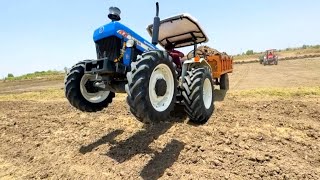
[1,58,320,179]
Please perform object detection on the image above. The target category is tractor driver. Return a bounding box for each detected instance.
[268,51,273,59]
[164,42,184,69]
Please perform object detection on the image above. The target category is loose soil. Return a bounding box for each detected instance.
[0,58,320,179]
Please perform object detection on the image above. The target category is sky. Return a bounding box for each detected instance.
[0,0,320,78]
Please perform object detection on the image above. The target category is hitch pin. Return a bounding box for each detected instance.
[95,73,99,80]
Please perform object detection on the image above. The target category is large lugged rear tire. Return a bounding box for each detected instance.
[126,51,177,123]
[182,67,214,124]
[65,61,115,112]
[220,73,229,90]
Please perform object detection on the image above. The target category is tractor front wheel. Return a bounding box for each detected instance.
[65,61,115,112]
[126,51,177,123]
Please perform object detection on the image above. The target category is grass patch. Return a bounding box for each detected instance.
[4,70,64,81]
[232,86,320,98]
[0,88,64,101]
[233,53,263,61]
[1,86,319,101]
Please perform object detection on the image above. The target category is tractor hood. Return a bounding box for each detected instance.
[93,21,157,51]
[147,14,209,48]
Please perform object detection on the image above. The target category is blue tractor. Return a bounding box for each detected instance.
[65,3,215,123]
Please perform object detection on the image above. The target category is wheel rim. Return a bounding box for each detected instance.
[203,78,213,109]
[80,74,110,103]
[148,64,174,112]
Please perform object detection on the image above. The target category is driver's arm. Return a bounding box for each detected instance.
[170,50,184,58]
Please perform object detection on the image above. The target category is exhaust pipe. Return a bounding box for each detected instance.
[152,2,160,45]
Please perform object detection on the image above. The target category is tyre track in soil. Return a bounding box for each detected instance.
[0,58,320,179]
[229,62,252,90]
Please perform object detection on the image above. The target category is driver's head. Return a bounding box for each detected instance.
[165,42,174,51]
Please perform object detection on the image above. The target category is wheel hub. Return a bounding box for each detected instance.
[80,74,110,104]
[148,64,175,112]
[155,78,167,96]
[85,81,99,93]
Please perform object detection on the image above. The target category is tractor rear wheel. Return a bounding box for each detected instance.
[182,67,214,124]
[126,51,177,123]
[65,61,115,112]
[220,73,229,90]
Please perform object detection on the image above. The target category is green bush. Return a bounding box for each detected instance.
[246,50,254,55]
[313,45,320,49]
[5,70,63,81]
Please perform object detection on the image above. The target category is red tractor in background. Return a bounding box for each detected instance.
[259,49,278,65]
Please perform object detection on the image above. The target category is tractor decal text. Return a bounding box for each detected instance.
[117,30,153,51]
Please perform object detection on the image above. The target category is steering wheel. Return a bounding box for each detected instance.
[187,50,195,59]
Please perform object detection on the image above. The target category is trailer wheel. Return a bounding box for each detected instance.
[220,73,229,90]
[126,50,177,123]
[182,67,214,124]
[65,61,115,112]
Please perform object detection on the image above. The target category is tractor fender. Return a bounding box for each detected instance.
[179,57,212,87]
[183,57,212,71]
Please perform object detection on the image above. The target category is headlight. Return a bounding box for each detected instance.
[126,39,135,48]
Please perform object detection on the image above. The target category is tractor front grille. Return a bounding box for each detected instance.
[95,36,121,60]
